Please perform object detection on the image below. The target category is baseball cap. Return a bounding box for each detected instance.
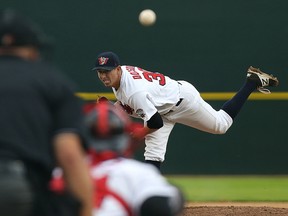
[92,51,120,71]
[0,9,51,48]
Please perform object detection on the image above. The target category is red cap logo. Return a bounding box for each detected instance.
[98,57,109,65]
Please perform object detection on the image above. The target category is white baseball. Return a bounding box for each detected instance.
[139,9,156,26]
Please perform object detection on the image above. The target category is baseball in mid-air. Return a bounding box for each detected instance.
[139,9,156,26]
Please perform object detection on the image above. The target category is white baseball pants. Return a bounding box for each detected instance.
[144,81,233,162]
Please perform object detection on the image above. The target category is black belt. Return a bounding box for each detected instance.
[176,98,183,106]
[163,98,183,115]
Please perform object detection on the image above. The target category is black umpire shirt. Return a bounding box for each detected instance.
[0,55,85,180]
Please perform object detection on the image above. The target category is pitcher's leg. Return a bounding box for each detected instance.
[176,95,233,134]
[170,66,280,134]
[144,118,175,168]
[221,81,256,119]
[167,81,233,134]
[222,66,279,119]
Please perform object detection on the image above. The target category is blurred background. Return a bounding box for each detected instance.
[3,0,288,174]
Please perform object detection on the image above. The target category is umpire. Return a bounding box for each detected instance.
[0,9,92,216]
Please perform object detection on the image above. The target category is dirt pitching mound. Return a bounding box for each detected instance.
[182,203,288,216]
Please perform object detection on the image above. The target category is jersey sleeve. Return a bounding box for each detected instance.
[128,91,158,122]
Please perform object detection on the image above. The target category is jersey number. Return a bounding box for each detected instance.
[143,71,166,86]
[126,66,166,86]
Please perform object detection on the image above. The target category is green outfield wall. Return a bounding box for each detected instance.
[3,0,288,174]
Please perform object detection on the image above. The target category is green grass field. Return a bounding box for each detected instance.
[166,175,288,202]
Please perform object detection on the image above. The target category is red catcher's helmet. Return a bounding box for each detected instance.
[83,100,134,155]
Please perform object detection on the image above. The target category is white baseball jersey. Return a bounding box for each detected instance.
[113,66,180,122]
[113,65,233,162]
[91,158,181,216]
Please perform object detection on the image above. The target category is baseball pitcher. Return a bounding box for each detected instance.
[93,51,279,170]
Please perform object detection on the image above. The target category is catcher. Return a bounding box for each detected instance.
[93,51,279,170]
[50,100,184,216]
